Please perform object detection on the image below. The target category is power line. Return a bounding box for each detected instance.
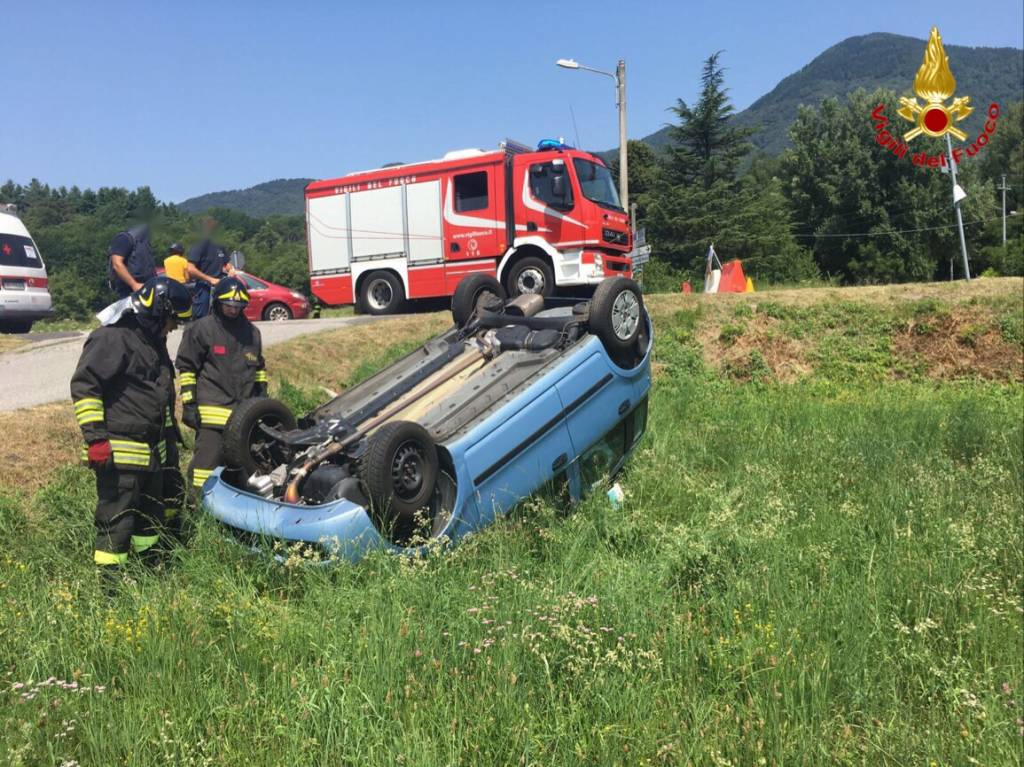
[791,215,1004,239]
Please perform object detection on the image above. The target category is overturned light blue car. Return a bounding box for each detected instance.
[202,275,652,562]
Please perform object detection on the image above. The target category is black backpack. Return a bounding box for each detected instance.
[107,225,156,292]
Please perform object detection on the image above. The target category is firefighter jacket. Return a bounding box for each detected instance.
[70,315,174,470]
[175,313,267,429]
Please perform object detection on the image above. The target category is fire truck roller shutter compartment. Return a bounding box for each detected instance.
[405,180,445,298]
[350,187,405,260]
[308,193,351,273]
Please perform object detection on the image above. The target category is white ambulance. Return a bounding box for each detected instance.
[0,205,53,333]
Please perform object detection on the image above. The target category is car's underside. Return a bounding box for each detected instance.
[218,275,647,543]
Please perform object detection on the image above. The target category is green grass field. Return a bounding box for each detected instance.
[1,280,1022,766]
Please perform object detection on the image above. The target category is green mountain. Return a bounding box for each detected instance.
[177,178,313,217]
[637,32,1023,156]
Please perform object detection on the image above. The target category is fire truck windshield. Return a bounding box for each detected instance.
[572,159,622,210]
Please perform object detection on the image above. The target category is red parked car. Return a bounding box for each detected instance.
[236,272,311,321]
[155,267,311,321]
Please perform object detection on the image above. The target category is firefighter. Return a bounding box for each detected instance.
[70,276,192,578]
[176,276,268,493]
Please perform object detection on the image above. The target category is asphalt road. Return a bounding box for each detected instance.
[0,316,387,413]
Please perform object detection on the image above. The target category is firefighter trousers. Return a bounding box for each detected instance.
[161,438,186,540]
[188,427,224,495]
[93,466,164,566]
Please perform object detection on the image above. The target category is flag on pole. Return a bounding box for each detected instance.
[706,243,722,270]
[704,242,722,294]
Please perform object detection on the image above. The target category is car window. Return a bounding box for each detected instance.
[0,234,44,268]
[632,397,648,445]
[572,158,622,210]
[579,420,627,490]
[240,274,266,290]
[454,171,488,212]
[529,161,574,210]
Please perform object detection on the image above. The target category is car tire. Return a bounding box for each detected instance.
[451,274,506,327]
[263,302,292,322]
[222,397,297,478]
[588,277,644,357]
[0,321,33,334]
[359,271,405,315]
[360,420,439,540]
[505,256,554,298]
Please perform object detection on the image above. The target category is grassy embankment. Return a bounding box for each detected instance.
[1,279,1022,766]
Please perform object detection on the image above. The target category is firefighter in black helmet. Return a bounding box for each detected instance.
[70,276,192,578]
[176,276,268,494]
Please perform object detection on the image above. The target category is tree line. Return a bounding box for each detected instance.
[619,53,1023,290]
[0,182,309,320]
[2,51,1021,321]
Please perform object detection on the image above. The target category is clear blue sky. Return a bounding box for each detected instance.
[3,0,1022,202]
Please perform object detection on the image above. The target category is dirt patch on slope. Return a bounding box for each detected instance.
[892,310,1024,382]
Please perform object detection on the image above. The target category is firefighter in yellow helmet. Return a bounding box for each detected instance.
[176,276,268,495]
[70,276,192,580]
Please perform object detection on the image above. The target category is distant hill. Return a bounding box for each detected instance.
[177,178,313,217]
[635,32,1023,156]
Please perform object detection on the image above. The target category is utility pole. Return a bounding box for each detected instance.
[556,57,628,209]
[998,174,1011,246]
[945,133,971,281]
[616,59,628,211]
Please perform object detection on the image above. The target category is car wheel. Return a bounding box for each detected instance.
[222,398,297,478]
[263,302,292,322]
[505,256,554,298]
[360,420,439,541]
[359,271,405,315]
[451,274,506,327]
[0,321,33,334]
[588,277,644,357]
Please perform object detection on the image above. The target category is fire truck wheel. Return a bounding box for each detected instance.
[222,397,298,477]
[451,274,506,327]
[359,271,405,315]
[588,277,644,356]
[360,420,439,540]
[505,256,554,298]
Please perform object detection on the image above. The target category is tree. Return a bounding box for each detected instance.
[663,52,754,190]
[782,90,1000,283]
[645,52,811,286]
[610,140,660,219]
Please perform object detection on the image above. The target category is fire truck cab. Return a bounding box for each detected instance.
[305,140,633,314]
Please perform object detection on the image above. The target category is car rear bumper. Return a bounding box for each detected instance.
[0,302,54,321]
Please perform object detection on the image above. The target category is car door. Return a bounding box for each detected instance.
[240,274,268,320]
[463,386,575,525]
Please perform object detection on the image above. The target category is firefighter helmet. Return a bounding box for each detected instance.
[132,276,193,325]
[213,276,250,309]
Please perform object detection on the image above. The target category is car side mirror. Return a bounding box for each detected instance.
[551,173,566,199]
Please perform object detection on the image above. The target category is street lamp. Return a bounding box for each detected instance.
[556,57,628,210]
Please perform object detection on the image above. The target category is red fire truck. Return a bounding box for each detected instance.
[305,140,634,314]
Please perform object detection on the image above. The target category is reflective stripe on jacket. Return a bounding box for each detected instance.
[175,313,266,429]
[70,315,173,458]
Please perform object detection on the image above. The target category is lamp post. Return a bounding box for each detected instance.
[556,57,628,210]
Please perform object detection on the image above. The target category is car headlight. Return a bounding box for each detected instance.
[290,291,306,301]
